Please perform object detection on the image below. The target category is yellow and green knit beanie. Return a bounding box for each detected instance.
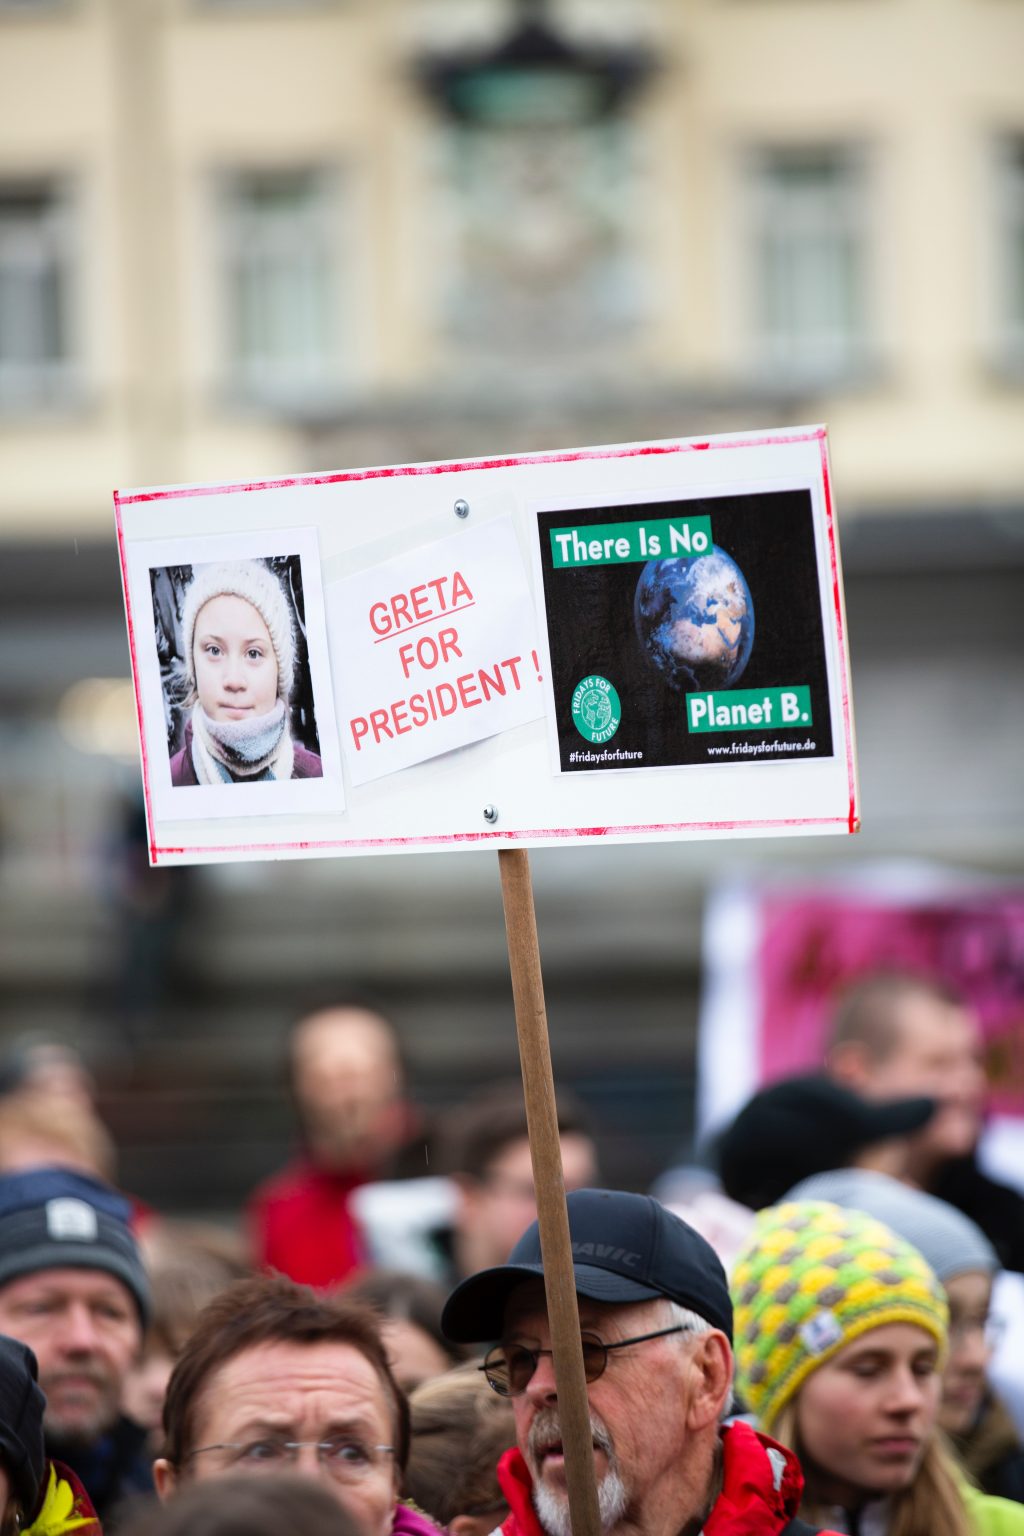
[730,1200,948,1431]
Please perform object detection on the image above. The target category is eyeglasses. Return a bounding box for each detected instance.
[479,1324,690,1397]
[186,1437,395,1480]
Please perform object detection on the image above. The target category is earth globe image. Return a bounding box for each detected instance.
[634,545,755,693]
[580,689,613,735]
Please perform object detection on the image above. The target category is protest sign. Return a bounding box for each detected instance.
[115,424,859,866]
[698,875,1024,1137]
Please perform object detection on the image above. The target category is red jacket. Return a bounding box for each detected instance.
[496,1420,842,1536]
[248,1160,366,1290]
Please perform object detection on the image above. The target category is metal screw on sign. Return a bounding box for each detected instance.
[454,498,470,519]
[483,805,499,824]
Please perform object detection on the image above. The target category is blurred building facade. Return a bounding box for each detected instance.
[0,0,1022,1209]
[3,0,1023,518]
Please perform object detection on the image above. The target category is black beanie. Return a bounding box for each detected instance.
[0,1335,45,1517]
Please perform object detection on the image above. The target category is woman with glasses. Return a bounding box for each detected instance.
[153,1275,446,1536]
[786,1169,1024,1505]
[731,1200,1024,1536]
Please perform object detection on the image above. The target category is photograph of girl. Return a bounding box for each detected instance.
[153,557,323,787]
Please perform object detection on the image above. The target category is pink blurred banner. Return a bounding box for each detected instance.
[758,891,1024,1115]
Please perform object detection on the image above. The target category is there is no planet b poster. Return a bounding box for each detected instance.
[536,489,832,774]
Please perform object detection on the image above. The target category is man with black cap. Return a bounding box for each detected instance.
[0,1169,152,1523]
[442,1189,842,1536]
[713,1074,938,1211]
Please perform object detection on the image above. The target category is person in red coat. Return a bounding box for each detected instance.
[442,1189,844,1536]
[248,1003,411,1290]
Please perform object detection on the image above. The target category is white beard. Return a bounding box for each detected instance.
[528,1408,629,1536]
[533,1467,629,1536]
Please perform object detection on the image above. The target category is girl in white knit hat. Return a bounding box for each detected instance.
[169,560,322,786]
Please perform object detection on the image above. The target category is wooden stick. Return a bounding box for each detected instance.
[499,848,602,1536]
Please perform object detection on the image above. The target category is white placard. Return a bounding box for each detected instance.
[331,518,544,785]
[115,426,860,865]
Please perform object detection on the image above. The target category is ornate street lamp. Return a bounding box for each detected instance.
[417,0,654,128]
[413,0,658,367]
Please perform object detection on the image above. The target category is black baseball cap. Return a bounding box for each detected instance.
[715,1073,937,1211]
[441,1188,733,1343]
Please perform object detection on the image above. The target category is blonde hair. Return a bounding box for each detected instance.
[405,1361,515,1525]
[768,1398,973,1536]
[0,1090,116,1182]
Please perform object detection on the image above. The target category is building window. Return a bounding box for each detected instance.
[219,167,344,409]
[995,137,1024,369]
[0,182,74,408]
[748,146,868,383]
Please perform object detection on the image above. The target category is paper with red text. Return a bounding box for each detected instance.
[331,519,543,785]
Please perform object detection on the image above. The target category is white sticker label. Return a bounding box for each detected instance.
[766,1446,788,1492]
[46,1198,99,1242]
[799,1310,843,1356]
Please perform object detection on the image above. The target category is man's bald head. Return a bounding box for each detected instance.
[290,1006,404,1173]
[828,972,986,1170]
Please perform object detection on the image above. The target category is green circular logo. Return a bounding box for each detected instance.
[571,675,621,744]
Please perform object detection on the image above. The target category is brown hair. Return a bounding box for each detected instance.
[440,1081,592,1181]
[141,1221,251,1357]
[161,1273,410,1473]
[405,1362,515,1526]
[344,1270,460,1359]
[0,1500,23,1536]
[117,1473,360,1536]
[769,1399,973,1536]
[828,972,964,1064]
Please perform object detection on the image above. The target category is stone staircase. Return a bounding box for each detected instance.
[0,847,709,1219]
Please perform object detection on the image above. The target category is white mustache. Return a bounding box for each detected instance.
[528,1406,615,1461]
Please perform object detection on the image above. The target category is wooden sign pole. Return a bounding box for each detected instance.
[499,848,603,1536]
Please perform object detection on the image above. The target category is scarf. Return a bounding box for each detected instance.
[190,699,293,784]
[24,1462,101,1534]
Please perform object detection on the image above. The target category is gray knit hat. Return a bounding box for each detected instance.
[0,1169,150,1325]
[182,560,296,703]
[785,1168,998,1282]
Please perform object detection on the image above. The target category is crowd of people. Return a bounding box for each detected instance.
[0,971,1019,1536]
